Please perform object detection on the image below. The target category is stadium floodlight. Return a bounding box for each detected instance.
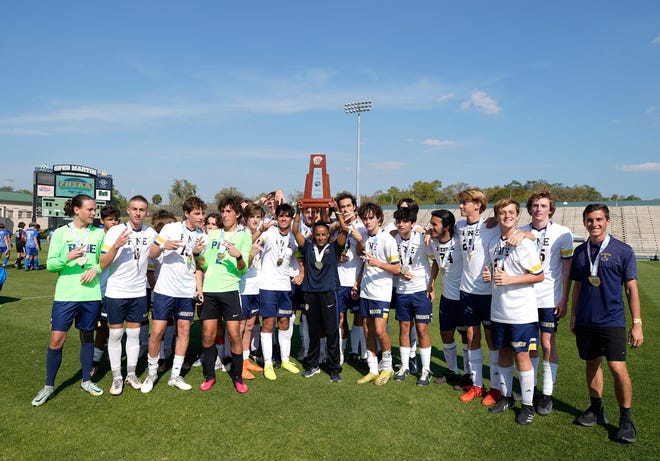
[344,101,371,206]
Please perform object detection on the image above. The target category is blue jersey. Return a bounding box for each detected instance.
[25,228,39,249]
[300,239,341,293]
[0,229,9,250]
[570,236,636,328]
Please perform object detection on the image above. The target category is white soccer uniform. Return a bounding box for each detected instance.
[103,223,158,298]
[337,221,369,288]
[240,246,262,296]
[153,221,207,298]
[259,226,297,291]
[485,237,543,324]
[429,234,463,301]
[456,218,499,295]
[360,229,399,302]
[395,232,432,294]
[519,222,573,309]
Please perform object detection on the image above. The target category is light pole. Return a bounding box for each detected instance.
[344,100,371,206]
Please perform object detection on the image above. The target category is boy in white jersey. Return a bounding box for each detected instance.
[520,189,573,415]
[142,197,208,393]
[391,207,434,386]
[352,202,400,385]
[256,203,302,380]
[482,199,544,425]
[427,209,468,387]
[100,195,157,395]
[456,188,501,403]
[332,193,367,365]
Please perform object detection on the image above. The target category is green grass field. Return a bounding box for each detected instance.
[0,260,658,460]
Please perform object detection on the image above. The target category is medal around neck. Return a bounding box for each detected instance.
[588,276,601,287]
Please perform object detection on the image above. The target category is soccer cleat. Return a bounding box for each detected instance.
[242,369,256,380]
[31,386,54,407]
[536,394,554,415]
[233,379,248,394]
[167,375,192,391]
[141,374,157,393]
[109,377,124,396]
[574,406,608,427]
[125,374,142,390]
[281,359,300,374]
[433,370,461,386]
[459,385,483,402]
[516,404,535,425]
[264,364,277,381]
[80,380,104,396]
[199,378,216,391]
[614,419,636,443]
[489,395,516,414]
[330,371,342,383]
[393,368,409,382]
[192,358,202,367]
[417,369,432,387]
[482,388,503,406]
[302,367,321,378]
[375,370,394,386]
[356,372,378,384]
[244,359,263,372]
[215,356,229,371]
[408,356,418,374]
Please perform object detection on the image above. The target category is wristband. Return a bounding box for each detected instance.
[236,254,244,261]
[632,318,642,324]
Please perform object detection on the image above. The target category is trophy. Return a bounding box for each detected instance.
[300,154,332,208]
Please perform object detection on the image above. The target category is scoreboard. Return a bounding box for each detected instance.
[33,164,113,218]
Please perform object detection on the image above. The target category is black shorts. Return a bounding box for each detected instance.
[200,291,242,322]
[575,325,626,362]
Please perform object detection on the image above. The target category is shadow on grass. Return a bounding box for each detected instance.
[0,296,22,305]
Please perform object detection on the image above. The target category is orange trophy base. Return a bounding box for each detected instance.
[300,154,332,208]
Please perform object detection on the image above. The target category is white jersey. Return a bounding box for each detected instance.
[337,220,369,287]
[360,229,399,302]
[428,234,463,300]
[259,226,297,291]
[240,238,262,296]
[485,236,543,324]
[103,223,158,298]
[519,222,573,308]
[153,221,207,298]
[395,231,432,294]
[456,218,499,295]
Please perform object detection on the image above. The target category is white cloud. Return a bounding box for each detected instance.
[461,90,501,114]
[422,139,454,148]
[650,35,660,46]
[614,162,660,172]
[372,161,405,171]
[436,93,454,103]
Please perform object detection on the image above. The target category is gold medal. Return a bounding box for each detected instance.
[216,252,225,263]
[277,258,283,266]
[401,267,409,275]
[588,276,601,287]
[77,255,88,267]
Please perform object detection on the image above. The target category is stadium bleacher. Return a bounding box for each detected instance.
[382,204,660,259]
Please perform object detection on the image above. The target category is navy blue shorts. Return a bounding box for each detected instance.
[51,301,100,332]
[105,296,148,324]
[575,326,626,362]
[259,289,294,318]
[337,286,359,314]
[491,321,538,353]
[152,293,194,322]
[439,295,465,332]
[240,294,260,319]
[538,308,559,333]
[460,291,492,327]
[359,298,390,319]
[394,292,432,323]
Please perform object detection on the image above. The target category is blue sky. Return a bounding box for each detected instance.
[2,1,659,203]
